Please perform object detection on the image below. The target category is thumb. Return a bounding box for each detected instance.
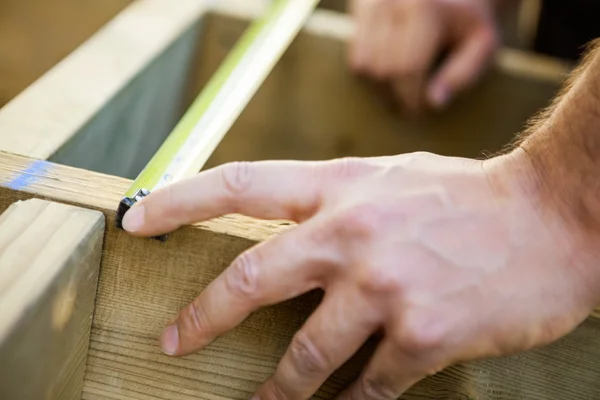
[427,27,498,109]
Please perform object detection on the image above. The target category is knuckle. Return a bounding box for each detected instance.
[162,184,191,224]
[395,312,445,355]
[259,380,291,400]
[159,184,180,218]
[329,157,369,179]
[225,250,260,298]
[162,184,175,209]
[409,150,434,159]
[335,203,382,240]
[359,374,398,400]
[220,161,253,197]
[182,299,212,336]
[289,330,330,376]
[393,151,433,170]
[356,264,402,294]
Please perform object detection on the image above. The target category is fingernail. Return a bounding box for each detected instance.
[429,84,450,109]
[160,324,179,355]
[122,204,145,232]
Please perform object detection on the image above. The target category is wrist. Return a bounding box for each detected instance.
[518,51,600,249]
[505,41,600,303]
[485,146,600,309]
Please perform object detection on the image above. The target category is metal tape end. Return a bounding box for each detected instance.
[115,189,169,242]
[115,196,134,230]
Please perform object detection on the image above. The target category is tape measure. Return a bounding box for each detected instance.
[115,0,320,239]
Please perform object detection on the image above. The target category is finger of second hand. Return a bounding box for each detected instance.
[373,10,395,78]
[427,30,497,109]
[160,217,339,357]
[337,338,426,400]
[390,7,441,113]
[254,286,382,400]
[349,0,378,70]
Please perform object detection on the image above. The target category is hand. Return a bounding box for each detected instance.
[122,150,598,399]
[349,0,499,112]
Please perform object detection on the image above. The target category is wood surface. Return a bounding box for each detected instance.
[0,0,131,107]
[0,0,569,181]
[193,11,568,171]
[0,198,104,400]
[0,151,598,399]
[0,0,211,179]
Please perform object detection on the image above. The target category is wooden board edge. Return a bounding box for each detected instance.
[495,47,573,83]
[0,0,212,160]
[0,150,291,242]
[0,198,105,400]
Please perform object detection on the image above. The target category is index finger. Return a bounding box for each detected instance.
[122,160,326,237]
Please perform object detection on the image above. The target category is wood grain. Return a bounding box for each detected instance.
[0,198,104,400]
[0,152,598,399]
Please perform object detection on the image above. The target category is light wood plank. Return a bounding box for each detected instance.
[0,152,598,399]
[0,0,212,179]
[0,198,104,400]
[0,0,132,107]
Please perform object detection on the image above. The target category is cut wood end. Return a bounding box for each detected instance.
[0,199,105,343]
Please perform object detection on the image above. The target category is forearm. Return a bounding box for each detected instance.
[517,39,600,259]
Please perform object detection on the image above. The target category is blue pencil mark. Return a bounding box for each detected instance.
[4,160,52,190]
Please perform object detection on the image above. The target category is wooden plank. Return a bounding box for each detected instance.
[192,10,569,172]
[0,0,212,179]
[0,198,105,400]
[0,152,598,399]
[0,0,132,107]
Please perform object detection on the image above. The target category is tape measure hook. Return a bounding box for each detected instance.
[115,188,168,242]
